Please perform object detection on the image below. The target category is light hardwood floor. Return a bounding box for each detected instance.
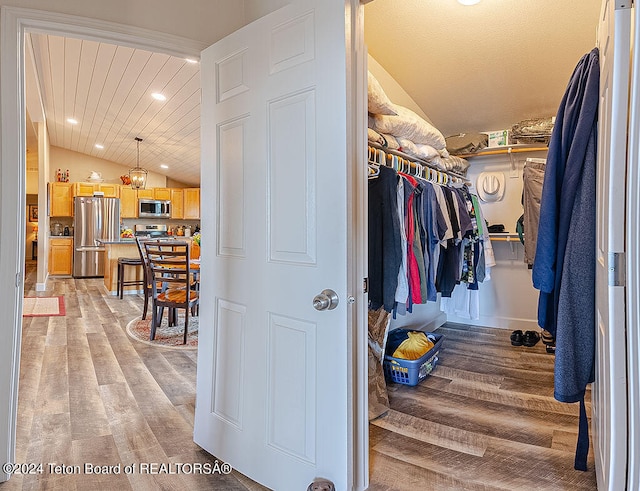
[2,264,597,490]
[1,263,267,491]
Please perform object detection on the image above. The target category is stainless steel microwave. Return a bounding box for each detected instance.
[139,199,171,218]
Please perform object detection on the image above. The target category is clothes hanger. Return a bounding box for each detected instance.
[414,163,420,178]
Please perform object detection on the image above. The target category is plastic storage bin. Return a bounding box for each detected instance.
[383,330,444,386]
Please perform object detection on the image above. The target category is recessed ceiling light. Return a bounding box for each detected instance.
[95,144,104,149]
[458,0,481,4]
[185,58,199,64]
[151,92,166,101]
[67,118,78,124]
[160,164,169,169]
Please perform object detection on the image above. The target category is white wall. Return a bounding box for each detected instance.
[0,0,245,47]
[26,150,38,194]
[36,121,50,289]
[49,146,167,188]
[243,0,289,24]
[368,54,431,123]
[444,149,548,330]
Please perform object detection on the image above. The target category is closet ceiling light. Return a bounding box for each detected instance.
[151,92,166,101]
[458,0,481,5]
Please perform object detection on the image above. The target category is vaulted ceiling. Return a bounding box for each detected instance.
[25,1,603,188]
[365,0,602,138]
[27,33,201,185]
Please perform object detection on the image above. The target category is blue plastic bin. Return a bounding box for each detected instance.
[383,330,444,386]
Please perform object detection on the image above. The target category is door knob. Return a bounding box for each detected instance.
[313,289,339,311]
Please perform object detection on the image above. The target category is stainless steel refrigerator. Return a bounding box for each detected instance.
[73,196,120,277]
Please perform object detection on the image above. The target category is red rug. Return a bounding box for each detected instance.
[23,296,66,317]
[126,313,198,349]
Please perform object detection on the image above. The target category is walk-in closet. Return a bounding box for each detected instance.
[363,1,602,489]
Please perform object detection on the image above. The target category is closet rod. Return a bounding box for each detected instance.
[368,142,470,184]
[489,237,523,242]
[455,145,548,159]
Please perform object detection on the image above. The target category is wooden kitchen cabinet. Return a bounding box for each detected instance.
[97,183,120,197]
[153,188,171,200]
[137,189,154,200]
[183,188,200,219]
[73,182,96,196]
[48,238,73,275]
[170,188,184,219]
[49,182,74,216]
[74,182,120,198]
[120,187,138,218]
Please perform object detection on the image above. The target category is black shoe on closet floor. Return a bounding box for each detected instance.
[541,329,555,345]
[523,330,540,347]
[510,330,523,346]
[546,343,556,354]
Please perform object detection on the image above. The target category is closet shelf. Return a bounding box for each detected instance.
[454,144,548,159]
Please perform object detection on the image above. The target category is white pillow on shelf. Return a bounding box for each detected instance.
[368,71,397,116]
[372,104,446,151]
[382,134,400,150]
[415,143,440,161]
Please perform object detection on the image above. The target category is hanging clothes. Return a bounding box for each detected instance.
[367,146,491,317]
[435,187,461,298]
[531,48,599,472]
[368,165,402,312]
[522,158,546,267]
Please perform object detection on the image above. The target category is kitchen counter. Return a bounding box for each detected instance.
[102,241,142,295]
[101,237,199,295]
[99,237,191,244]
[98,239,136,244]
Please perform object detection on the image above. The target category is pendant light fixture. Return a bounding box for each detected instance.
[129,137,148,189]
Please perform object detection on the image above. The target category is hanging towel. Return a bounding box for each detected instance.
[531,48,599,472]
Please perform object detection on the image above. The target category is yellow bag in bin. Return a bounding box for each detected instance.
[392,331,435,361]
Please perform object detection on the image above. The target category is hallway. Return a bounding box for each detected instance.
[1,264,265,490]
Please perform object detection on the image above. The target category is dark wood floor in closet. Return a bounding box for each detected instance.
[369,322,597,491]
[5,264,596,490]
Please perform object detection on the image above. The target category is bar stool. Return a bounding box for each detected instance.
[117,257,144,299]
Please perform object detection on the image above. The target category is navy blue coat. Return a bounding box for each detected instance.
[532,48,599,471]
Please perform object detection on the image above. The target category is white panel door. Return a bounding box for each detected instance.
[194,2,353,490]
[594,1,629,489]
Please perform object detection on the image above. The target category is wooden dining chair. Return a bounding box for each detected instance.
[143,240,199,344]
[134,236,152,320]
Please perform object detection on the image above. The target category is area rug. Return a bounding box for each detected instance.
[126,313,198,349]
[23,296,66,317]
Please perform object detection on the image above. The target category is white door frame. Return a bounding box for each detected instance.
[625,4,640,488]
[350,3,370,489]
[0,6,204,481]
[0,5,370,488]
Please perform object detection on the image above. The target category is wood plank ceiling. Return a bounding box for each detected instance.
[27,33,201,186]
